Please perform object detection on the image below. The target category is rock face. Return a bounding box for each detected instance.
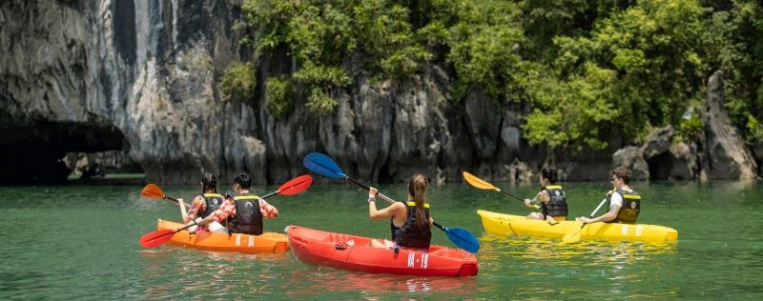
[753,143,763,175]
[700,71,758,181]
[608,70,762,182]
[0,0,554,185]
[612,146,650,181]
[1,0,265,184]
[640,126,700,181]
[1,2,759,185]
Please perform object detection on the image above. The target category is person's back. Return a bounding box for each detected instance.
[393,200,432,249]
[227,173,279,235]
[229,192,264,235]
[368,174,432,249]
[179,173,227,233]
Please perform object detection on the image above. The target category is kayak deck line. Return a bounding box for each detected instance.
[477,210,678,243]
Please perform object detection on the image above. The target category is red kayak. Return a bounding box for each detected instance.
[286,225,478,277]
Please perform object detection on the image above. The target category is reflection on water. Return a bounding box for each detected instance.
[480,235,677,265]
[1,182,763,300]
[476,234,683,300]
[288,268,479,297]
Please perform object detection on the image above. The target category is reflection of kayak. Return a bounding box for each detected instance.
[286,225,479,277]
[157,219,289,253]
[477,210,678,243]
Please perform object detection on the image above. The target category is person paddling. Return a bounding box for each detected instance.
[192,173,279,235]
[177,173,228,233]
[523,167,568,222]
[576,167,640,225]
[367,173,433,250]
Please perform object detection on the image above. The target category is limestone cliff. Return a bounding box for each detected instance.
[0,1,758,185]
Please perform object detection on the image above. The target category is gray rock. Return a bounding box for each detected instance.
[753,142,763,175]
[700,71,758,181]
[612,146,650,181]
[668,142,699,180]
[641,126,675,160]
[507,158,534,184]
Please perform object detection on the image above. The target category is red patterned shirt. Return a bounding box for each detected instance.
[208,196,279,222]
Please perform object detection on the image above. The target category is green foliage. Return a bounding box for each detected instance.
[265,76,293,118]
[218,62,256,102]
[242,0,433,113]
[427,0,527,100]
[306,87,338,114]
[746,115,763,143]
[235,0,763,151]
[525,0,711,150]
[522,62,617,150]
[676,108,704,142]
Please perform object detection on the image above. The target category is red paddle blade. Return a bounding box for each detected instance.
[138,229,176,248]
[277,175,313,196]
[141,184,166,200]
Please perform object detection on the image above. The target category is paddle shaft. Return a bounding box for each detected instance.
[588,198,608,218]
[174,220,198,232]
[495,189,524,202]
[164,196,191,207]
[346,177,448,231]
[163,191,281,208]
[575,198,609,230]
[145,220,198,244]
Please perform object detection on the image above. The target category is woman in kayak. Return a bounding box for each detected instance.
[177,173,228,233]
[577,167,640,225]
[368,173,433,249]
[523,166,568,222]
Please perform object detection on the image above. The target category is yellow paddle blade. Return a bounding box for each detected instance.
[141,184,166,200]
[462,171,499,191]
[561,226,585,244]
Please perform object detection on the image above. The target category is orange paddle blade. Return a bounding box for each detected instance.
[462,171,499,191]
[141,184,166,200]
[138,229,176,248]
[277,175,313,196]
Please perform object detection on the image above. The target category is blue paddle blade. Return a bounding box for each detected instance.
[303,153,347,179]
[441,226,480,253]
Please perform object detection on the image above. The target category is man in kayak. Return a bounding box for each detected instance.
[192,173,279,235]
[367,173,433,250]
[177,173,228,233]
[523,167,568,222]
[576,167,640,225]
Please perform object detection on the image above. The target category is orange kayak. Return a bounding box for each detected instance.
[156,219,289,253]
[286,225,478,277]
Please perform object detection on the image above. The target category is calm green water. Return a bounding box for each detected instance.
[1,181,762,300]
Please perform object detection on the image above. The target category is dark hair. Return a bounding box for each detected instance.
[541,166,558,183]
[233,173,252,189]
[201,173,217,192]
[407,173,429,227]
[612,167,632,184]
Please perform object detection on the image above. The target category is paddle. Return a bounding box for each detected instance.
[139,222,198,248]
[303,152,480,253]
[462,171,540,209]
[561,197,608,244]
[141,183,186,205]
[138,175,314,248]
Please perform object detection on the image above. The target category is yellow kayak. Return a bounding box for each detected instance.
[477,210,678,243]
